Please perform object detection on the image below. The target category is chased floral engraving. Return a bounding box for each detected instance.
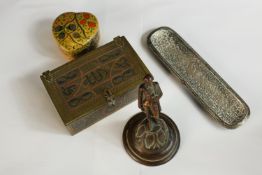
[135,118,169,150]
[149,28,249,127]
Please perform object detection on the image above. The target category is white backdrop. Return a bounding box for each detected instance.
[0,0,261,175]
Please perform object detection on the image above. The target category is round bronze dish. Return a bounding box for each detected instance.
[122,112,180,166]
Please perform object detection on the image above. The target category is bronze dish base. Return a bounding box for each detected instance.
[122,112,180,166]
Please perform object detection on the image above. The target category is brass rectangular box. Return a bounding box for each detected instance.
[41,36,150,135]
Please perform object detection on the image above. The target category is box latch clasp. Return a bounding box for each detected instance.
[104,89,116,107]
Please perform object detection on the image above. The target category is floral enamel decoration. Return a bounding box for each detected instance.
[52,12,99,59]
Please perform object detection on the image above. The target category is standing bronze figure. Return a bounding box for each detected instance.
[138,74,162,130]
[122,74,180,166]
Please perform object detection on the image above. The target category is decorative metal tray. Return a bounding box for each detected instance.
[147,27,250,128]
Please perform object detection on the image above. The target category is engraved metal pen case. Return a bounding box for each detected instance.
[147,27,250,128]
[41,36,150,135]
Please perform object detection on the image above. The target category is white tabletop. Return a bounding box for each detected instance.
[0,0,261,174]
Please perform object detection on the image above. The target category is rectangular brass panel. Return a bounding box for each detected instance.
[147,27,250,128]
[41,36,150,134]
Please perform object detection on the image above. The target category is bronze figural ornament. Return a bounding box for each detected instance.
[138,74,162,131]
[123,75,180,166]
